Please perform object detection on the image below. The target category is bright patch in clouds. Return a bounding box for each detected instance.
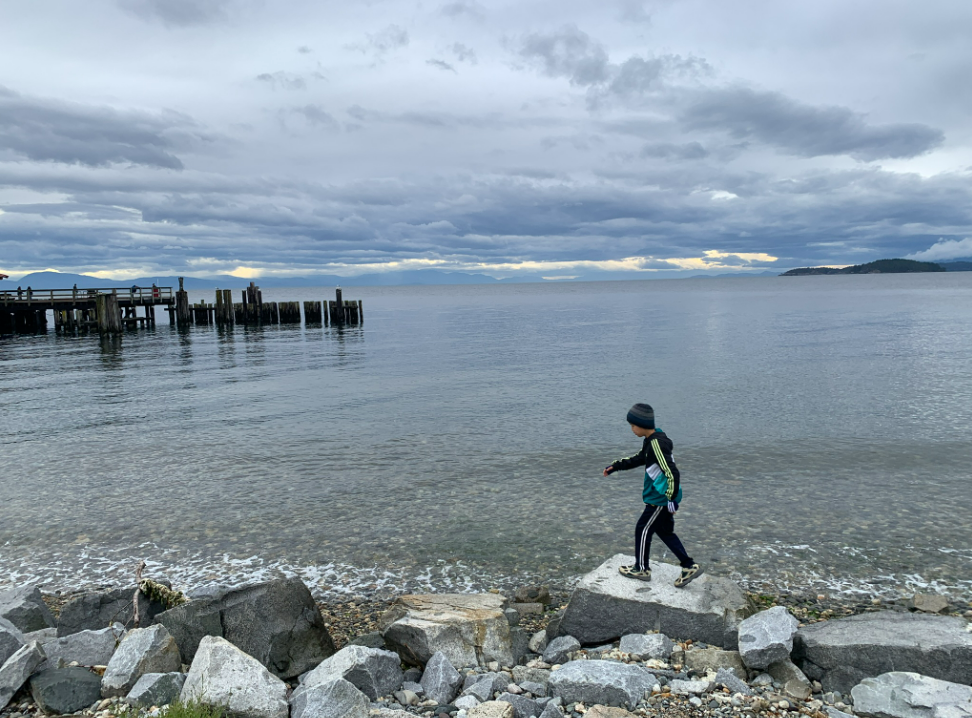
[907,237,972,261]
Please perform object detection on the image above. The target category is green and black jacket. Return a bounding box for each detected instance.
[609,429,682,506]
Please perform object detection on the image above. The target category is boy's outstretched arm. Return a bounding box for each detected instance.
[603,442,648,476]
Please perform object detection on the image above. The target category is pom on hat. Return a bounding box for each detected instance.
[626,403,655,429]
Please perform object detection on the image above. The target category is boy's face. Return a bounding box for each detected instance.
[630,423,654,438]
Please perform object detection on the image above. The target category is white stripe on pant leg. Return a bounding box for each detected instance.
[638,505,663,570]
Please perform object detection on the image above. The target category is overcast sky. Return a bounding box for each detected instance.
[2,0,972,281]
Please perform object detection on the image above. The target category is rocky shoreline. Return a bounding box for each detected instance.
[1,555,971,718]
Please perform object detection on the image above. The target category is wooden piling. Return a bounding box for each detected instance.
[96,291,123,334]
[175,277,191,326]
[303,300,323,324]
[358,299,363,324]
[279,301,301,324]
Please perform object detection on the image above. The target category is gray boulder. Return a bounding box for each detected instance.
[547,660,655,707]
[420,651,462,704]
[497,692,541,718]
[851,672,972,718]
[558,555,754,648]
[291,676,369,718]
[619,633,673,661]
[528,631,548,655]
[0,641,46,710]
[542,637,580,665]
[57,587,167,637]
[464,678,497,702]
[0,617,26,667]
[684,648,747,680]
[510,627,532,665]
[737,606,799,669]
[124,672,186,707]
[29,666,102,714]
[512,667,549,688]
[0,587,55,634]
[381,594,514,668]
[538,703,563,718]
[793,612,972,695]
[101,624,181,697]
[299,645,403,700]
[714,668,750,696]
[519,681,546,698]
[456,695,482,711]
[181,636,289,718]
[42,625,124,668]
[348,632,386,649]
[156,578,335,680]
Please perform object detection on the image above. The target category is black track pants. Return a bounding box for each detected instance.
[634,503,694,569]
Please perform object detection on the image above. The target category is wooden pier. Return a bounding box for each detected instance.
[1,285,173,335]
[1,279,363,335]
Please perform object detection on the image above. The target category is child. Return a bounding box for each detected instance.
[603,403,703,587]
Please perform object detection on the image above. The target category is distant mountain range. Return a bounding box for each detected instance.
[781,258,972,276]
[0,267,778,290]
[2,260,966,290]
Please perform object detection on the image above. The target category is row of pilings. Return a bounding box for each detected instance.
[171,282,363,328]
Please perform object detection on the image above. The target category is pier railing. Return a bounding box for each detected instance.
[0,287,174,305]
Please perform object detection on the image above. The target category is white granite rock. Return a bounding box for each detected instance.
[181,635,288,718]
[101,624,181,697]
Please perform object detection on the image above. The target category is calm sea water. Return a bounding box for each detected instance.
[2,274,971,600]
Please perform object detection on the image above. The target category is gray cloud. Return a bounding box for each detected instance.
[440,1,485,20]
[451,43,477,64]
[680,88,944,161]
[427,59,457,73]
[291,105,339,128]
[519,26,610,86]
[119,0,233,26]
[0,86,209,169]
[640,142,708,160]
[353,25,410,55]
[256,72,309,91]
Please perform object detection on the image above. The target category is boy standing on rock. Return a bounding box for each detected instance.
[603,403,703,588]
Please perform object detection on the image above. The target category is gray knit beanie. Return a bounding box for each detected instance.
[626,403,655,430]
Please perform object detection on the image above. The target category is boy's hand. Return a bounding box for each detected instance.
[667,501,677,513]
[603,465,616,477]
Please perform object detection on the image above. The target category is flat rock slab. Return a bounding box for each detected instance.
[558,555,754,648]
[381,594,514,668]
[851,671,972,718]
[737,606,798,669]
[547,660,655,707]
[0,587,56,634]
[300,645,403,700]
[182,636,289,718]
[101,624,181,697]
[42,626,124,668]
[0,642,46,710]
[57,587,167,637]
[30,666,103,715]
[125,672,186,707]
[792,612,972,695]
[157,578,335,680]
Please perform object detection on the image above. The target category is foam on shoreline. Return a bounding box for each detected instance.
[1,541,970,601]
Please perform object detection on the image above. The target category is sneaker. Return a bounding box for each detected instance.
[619,565,652,582]
[674,563,703,588]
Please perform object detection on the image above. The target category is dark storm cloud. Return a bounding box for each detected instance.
[0,86,210,169]
[680,88,945,161]
[119,0,233,26]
